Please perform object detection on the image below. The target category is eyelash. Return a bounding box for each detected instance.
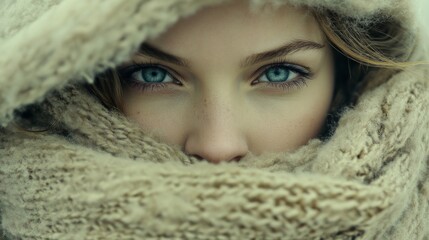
[117,59,313,93]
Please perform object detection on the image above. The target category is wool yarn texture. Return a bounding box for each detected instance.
[0,0,428,239]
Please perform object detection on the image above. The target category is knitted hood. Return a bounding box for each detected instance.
[0,0,428,239]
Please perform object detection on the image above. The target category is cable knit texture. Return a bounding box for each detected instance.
[0,0,428,239]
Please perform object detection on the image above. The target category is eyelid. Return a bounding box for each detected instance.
[122,59,184,81]
[250,57,312,80]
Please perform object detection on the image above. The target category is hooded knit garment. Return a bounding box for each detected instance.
[1,0,429,239]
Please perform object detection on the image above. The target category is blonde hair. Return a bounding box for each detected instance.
[313,10,417,115]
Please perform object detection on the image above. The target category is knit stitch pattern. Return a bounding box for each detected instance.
[0,0,428,239]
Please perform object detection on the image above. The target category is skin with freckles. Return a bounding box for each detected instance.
[120,0,335,164]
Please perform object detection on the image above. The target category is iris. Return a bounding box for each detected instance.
[266,66,290,82]
[142,67,166,82]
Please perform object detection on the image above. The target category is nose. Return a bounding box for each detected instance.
[183,98,249,164]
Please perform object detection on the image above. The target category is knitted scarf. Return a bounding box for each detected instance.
[1,0,428,239]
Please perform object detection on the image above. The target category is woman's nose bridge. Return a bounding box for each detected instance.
[184,93,249,163]
[197,93,237,132]
[196,95,232,138]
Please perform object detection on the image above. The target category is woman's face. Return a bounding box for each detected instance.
[120,0,335,164]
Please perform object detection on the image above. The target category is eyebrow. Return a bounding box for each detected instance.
[138,40,325,68]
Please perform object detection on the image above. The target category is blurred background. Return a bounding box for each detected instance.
[417,0,429,26]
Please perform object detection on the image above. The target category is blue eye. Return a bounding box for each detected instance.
[119,60,312,93]
[132,66,175,83]
[259,66,299,83]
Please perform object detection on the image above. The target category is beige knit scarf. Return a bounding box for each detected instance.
[1,0,428,239]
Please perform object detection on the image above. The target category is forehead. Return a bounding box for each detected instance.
[146,0,324,61]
